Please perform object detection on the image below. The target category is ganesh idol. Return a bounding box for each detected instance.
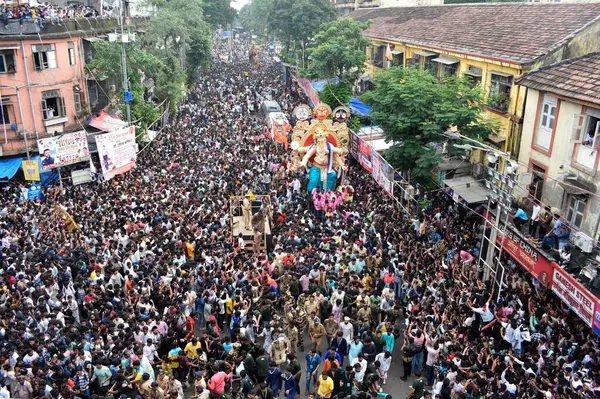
[290,104,350,193]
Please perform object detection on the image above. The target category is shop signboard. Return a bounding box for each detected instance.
[497,229,553,288]
[552,267,595,327]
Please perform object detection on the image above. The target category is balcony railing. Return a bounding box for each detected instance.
[0,17,147,37]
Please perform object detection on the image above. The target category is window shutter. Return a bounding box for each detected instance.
[60,97,67,117]
[571,114,586,143]
[592,121,600,151]
[47,50,57,69]
[41,99,47,119]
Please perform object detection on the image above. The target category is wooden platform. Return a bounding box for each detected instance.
[232,215,272,251]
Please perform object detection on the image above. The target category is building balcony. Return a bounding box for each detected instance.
[0,17,147,38]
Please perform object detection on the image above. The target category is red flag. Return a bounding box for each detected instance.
[385,44,393,61]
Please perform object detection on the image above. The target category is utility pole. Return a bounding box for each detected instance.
[109,0,134,125]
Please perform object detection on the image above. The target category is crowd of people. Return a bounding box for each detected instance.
[0,2,117,29]
[0,38,598,399]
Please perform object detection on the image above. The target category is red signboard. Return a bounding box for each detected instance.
[497,229,554,288]
[552,267,595,327]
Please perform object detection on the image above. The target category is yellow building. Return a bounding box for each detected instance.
[348,3,600,159]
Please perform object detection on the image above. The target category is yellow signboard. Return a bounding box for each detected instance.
[22,160,40,181]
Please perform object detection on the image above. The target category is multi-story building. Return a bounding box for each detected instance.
[349,3,600,160]
[0,17,145,156]
[516,52,600,244]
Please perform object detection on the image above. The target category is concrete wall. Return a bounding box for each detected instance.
[0,37,88,155]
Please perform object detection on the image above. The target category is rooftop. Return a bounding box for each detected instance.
[348,3,600,65]
[515,51,600,107]
[0,17,147,39]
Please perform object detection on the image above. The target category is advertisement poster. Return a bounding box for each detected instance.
[95,126,137,180]
[372,149,381,183]
[379,156,394,196]
[552,267,595,327]
[22,160,40,181]
[37,131,90,170]
[359,139,373,172]
[27,184,43,201]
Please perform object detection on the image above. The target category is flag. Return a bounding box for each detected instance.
[55,205,80,232]
[272,122,288,150]
[385,44,393,61]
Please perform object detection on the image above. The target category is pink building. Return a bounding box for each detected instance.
[0,18,143,156]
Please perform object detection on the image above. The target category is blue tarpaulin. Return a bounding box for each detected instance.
[0,157,24,180]
[349,97,372,116]
[311,78,339,93]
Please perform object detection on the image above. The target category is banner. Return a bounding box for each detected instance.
[95,126,137,181]
[37,131,90,170]
[71,169,93,185]
[22,160,40,181]
[594,303,600,336]
[296,77,320,108]
[496,228,554,288]
[359,139,373,172]
[372,152,394,197]
[552,267,595,327]
[27,184,43,201]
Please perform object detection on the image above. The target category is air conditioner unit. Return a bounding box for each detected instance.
[572,231,594,253]
[472,162,485,177]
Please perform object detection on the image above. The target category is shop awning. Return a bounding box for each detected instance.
[558,181,591,196]
[88,110,127,132]
[391,50,404,55]
[0,157,23,180]
[414,50,437,57]
[487,134,506,145]
[490,70,513,78]
[433,56,459,65]
[349,97,371,116]
[83,37,105,43]
[444,175,489,204]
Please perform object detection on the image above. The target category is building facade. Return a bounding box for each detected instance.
[0,18,144,157]
[349,3,600,160]
[516,52,600,245]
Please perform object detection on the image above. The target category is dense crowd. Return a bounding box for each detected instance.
[0,2,116,29]
[0,39,598,399]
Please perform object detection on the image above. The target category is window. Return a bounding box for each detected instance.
[73,86,82,114]
[41,90,66,120]
[423,56,437,75]
[0,97,11,124]
[534,94,557,151]
[0,50,16,73]
[32,44,57,71]
[68,42,76,65]
[89,84,99,106]
[464,65,482,86]
[530,164,545,200]
[566,196,586,228]
[371,45,384,68]
[391,52,404,67]
[489,72,513,113]
[572,108,600,150]
[440,63,457,78]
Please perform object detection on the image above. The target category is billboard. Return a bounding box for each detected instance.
[37,131,90,170]
[95,126,137,180]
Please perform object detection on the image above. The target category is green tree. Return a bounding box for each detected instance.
[319,82,352,110]
[202,0,237,28]
[144,0,212,81]
[267,0,336,64]
[87,41,170,133]
[363,67,496,184]
[238,0,273,37]
[305,18,371,83]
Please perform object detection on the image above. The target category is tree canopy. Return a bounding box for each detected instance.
[267,0,336,54]
[202,0,237,28]
[238,0,273,37]
[305,18,371,83]
[363,67,496,184]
